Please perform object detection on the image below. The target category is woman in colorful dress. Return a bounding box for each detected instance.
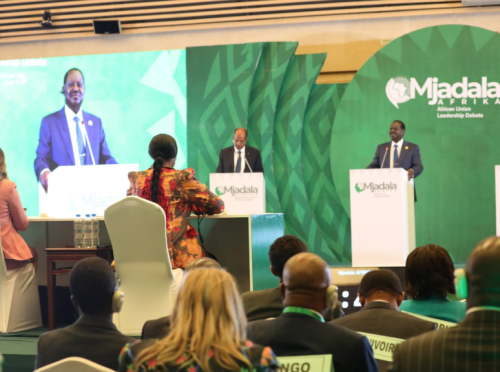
[127,134,224,269]
[119,268,279,372]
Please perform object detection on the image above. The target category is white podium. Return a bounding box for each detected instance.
[39,164,139,218]
[350,168,415,266]
[209,173,265,215]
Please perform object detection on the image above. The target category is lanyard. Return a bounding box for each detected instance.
[283,306,325,322]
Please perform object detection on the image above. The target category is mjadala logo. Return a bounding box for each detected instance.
[355,182,397,193]
[386,76,500,108]
[216,185,258,197]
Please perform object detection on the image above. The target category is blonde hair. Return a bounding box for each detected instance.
[0,148,8,182]
[135,268,252,372]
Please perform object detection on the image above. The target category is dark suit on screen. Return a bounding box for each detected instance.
[141,315,171,340]
[34,107,117,178]
[333,301,436,372]
[242,287,344,322]
[390,310,500,372]
[247,312,378,372]
[35,315,135,370]
[216,146,264,173]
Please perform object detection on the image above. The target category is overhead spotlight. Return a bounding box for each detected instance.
[41,10,52,28]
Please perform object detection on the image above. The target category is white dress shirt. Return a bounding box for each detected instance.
[390,138,404,168]
[234,146,246,173]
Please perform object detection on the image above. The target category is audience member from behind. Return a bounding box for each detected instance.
[242,235,343,321]
[247,253,378,372]
[391,236,500,372]
[141,257,221,340]
[400,244,466,323]
[333,269,436,372]
[119,268,279,372]
[36,257,134,370]
[0,148,38,271]
[127,134,224,269]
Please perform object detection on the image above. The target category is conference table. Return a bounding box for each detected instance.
[22,213,284,293]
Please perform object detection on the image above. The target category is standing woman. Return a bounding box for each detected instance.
[0,148,37,270]
[127,134,224,269]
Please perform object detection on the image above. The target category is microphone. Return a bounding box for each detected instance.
[244,156,253,173]
[82,122,96,165]
[380,147,389,169]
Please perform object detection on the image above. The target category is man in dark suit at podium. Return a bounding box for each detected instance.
[367,120,423,181]
[216,128,264,173]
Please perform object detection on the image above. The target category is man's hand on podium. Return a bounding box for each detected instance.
[40,170,51,193]
[407,169,414,181]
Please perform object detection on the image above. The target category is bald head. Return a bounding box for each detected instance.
[466,237,500,308]
[281,253,331,313]
[233,128,248,150]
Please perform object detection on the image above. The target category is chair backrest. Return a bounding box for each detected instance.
[35,357,115,372]
[104,196,175,335]
[276,355,333,372]
[0,222,7,281]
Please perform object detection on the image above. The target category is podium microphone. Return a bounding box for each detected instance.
[82,122,96,165]
[381,147,389,169]
[244,157,253,173]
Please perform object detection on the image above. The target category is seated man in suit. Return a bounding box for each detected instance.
[216,128,264,173]
[35,257,134,370]
[390,236,500,372]
[333,269,436,372]
[242,235,343,321]
[247,253,378,372]
[34,68,117,192]
[141,257,221,339]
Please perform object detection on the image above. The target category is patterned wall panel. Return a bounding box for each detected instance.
[272,54,333,258]
[302,84,351,263]
[247,42,298,214]
[187,43,264,185]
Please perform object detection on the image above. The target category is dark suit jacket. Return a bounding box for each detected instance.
[333,302,436,372]
[141,316,171,340]
[390,310,500,372]
[247,312,378,372]
[35,315,135,370]
[34,107,117,178]
[216,146,264,173]
[367,140,423,200]
[242,287,344,322]
[367,140,423,176]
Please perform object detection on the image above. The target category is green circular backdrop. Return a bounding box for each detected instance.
[331,25,500,262]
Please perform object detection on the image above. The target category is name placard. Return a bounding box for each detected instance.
[401,311,457,329]
[276,354,333,372]
[358,332,404,362]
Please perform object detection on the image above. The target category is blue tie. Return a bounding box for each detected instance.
[74,116,86,165]
[235,150,242,173]
[393,145,399,167]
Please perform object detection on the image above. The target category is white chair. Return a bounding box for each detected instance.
[105,196,182,336]
[35,357,115,372]
[0,235,42,333]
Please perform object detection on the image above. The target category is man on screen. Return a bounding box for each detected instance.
[34,68,116,192]
[216,128,264,173]
[367,120,423,181]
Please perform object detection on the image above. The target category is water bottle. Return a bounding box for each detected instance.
[73,214,83,248]
[91,214,100,247]
[83,214,92,248]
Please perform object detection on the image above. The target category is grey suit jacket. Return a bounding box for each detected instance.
[333,302,436,372]
[390,310,500,372]
[242,287,344,322]
[35,315,135,370]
